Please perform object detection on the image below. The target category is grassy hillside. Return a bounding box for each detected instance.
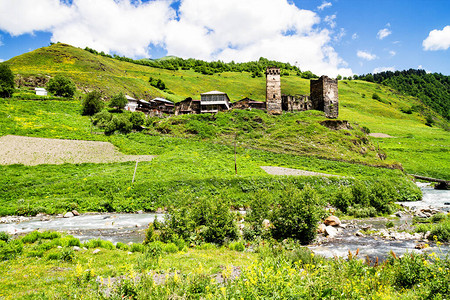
[3,43,449,179]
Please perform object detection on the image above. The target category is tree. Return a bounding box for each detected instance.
[0,64,15,98]
[46,75,76,97]
[336,74,342,80]
[109,92,127,110]
[82,91,103,116]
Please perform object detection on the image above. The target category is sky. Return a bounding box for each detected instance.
[0,0,449,77]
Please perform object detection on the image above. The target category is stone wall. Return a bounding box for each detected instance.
[265,67,282,115]
[281,94,312,112]
[310,76,338,118]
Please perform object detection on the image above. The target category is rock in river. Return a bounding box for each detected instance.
[324,216,341,227]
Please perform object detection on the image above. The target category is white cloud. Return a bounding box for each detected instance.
[166,0,352,76]
[0,0,353,76]
[352,33,358,40]
[418,65,423,69]
[423,25,450,51]
[377,28,392,40]
[317,1,332,10]
[357,50,377,61]
[389,50,396,56]
[373,66,395,73]
[324,14,336,29]
[0,58,4,62]
[0,0,174,57]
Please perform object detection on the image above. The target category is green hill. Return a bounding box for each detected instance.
[3,43,450,179]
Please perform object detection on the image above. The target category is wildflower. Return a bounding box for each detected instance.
[220,287,226,298]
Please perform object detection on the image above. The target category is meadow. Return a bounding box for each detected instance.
[0,230,448,299]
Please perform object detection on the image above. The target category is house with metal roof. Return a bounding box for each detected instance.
[200,91,230,113]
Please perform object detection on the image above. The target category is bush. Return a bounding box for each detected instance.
[0,231,11,242]
[104,114,133,135]
[130,243,145,253]
[430,221,450,242]
[425,115,434,127]
[46,75,76,98]
[92,110,113,127]
[84,238,115,250]
[228,241,245,252]
[271,184,323,244]
[109,92,127,110]
[82,91,103,116]
[246,190,273,237]
[0,239,23,261]
[0,63,15,98]
[333,186,353,213]
[431,213,447,223]
[115,242,130,251]
[163,242,178,253]
[348,206,377,218]
[129,111,146,130]
[159,196,238,245]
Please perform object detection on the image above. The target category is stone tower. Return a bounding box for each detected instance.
[265,67,282,115]
[310,76,339,118]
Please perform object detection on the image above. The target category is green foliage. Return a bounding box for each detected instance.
[105,114,133,135]
[0,63,15,98]
[386,221,394,228]
[271,184,323,244]
[148,76,166,90]
[129,111,146,130]
[130,243,145,253]
[359,69,450,120]
[159,196,238,245]
[429,220,450,242]
[143,222,158,244]
[0,239,23,261]
[46,75,76,98]
[228,241,245,252]
[109,92,127,110]
[425,115,434,127]
[83,238,115,250]
[82,90,103,116]
[0,232,11,242]
[115,242,130,251]
[22,231,61,244]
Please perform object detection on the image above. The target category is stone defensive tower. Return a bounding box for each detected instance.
[310,76,339,118]
[265,67,282,115]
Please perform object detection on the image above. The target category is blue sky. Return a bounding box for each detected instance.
[0,0,449,76]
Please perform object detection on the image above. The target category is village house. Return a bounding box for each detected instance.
[124,95,138,112]
[232,97,265,110]
[35,87,48,96]
[174,97,201,115]
[200,91,230,113]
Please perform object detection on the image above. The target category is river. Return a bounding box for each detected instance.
[1,183,448,259]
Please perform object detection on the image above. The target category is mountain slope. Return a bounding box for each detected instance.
[4,43,449,178]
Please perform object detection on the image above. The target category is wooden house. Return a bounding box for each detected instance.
[200,91,230,113]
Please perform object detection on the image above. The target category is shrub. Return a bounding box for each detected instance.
[425,115,434,127]
[389,253,429,288]
[82,91,103,116]
[104,114,133,135]
[0,63,15,98]
[271,184,323,244]
[129,111,146,130]
[431,213,447,223]
[228,241,245,252]
[92,110,113,127]
[347,206,377,218]
[163,242,178,253]
[46,75,76,98]
[60,247,75,262]
[143,222,158,244]
[246,190,272,237]
[0,239,23,260]
[333,186,353,213]
[109,92,127,110]
[115,242,130,251]
[159,196,238,245]
[430,221,450,242]
[84,238,115,250]
[0,231,11,242]
[130,243,145,253]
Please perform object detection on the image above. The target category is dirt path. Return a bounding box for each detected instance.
[260,166,340,177]
[368,133,394,138]
[0,135,155,166]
